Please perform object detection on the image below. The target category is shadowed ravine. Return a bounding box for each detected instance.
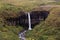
[18,11,49,40]
[5,11,49,30]
[5,11,49,40]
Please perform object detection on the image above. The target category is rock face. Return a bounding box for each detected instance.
[5,10,49,29]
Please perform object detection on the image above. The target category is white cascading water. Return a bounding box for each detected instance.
[28,12,32,30]
[19,12,32,40]
[19,30,26,40]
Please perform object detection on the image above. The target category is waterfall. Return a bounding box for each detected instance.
[28,12,32,30]
[18,12,32,40]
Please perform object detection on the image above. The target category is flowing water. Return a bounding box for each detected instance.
[28,12,32,30]
[18,12,32,40]
[19,30,26,40]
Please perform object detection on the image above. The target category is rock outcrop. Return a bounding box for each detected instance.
[5,10,49,29]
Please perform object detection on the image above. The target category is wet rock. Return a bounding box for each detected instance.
[5,10,49,29]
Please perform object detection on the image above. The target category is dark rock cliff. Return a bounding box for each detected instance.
[5,10,49,30]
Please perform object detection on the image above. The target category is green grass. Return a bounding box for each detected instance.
[25,8,60,40]
[0,17,23,40]
[46,0,60,5]
[0,0,56,11]
[0,25,23,40]
[0,0,60,40]
[0,4,23,40]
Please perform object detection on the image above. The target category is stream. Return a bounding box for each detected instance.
[19,30,27,40]
[18,12,32,40]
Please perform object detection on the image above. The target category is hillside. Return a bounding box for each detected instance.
[26,8,60,40]
[0,0,60,40]
[0,0,57,11]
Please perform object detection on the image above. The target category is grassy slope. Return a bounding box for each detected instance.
[0,0,55,11]
[0,0,60,40]
[0,16,23,40]
[0,1,23,40]
[26,8,60,40]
